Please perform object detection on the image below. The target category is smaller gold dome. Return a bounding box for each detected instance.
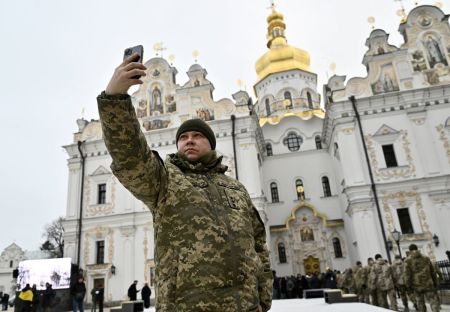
[255,8,311,84]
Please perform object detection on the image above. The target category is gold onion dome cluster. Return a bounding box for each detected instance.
[255,8,311,83]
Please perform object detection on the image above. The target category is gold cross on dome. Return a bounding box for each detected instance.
[267,0,276,11]
[153,42,167,56]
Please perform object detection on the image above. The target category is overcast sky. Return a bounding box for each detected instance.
[0,0,448,253]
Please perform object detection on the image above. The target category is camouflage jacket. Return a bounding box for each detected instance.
[371,260,395,291]
[391,260,405,287]
[404,250,438,292]
[97,93,273,312]
[353,266,365,289]
[366,263,377,291]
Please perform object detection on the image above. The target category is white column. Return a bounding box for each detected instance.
[349,203,384,262]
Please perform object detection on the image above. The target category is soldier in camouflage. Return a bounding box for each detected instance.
[366,257,378,306]
[341,268,355,294]
[97,53,273,311]
[372,254,397,310]
[353,261,366,303]
[392,255,409,312]
[404,244,440,312]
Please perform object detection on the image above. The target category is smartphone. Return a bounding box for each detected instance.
[124,45,144,79]
[124,45,144,62]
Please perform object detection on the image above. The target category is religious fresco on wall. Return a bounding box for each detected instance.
[165,95,177,113]
[142,117,171,131]
[371,64,399,95]
[423,35,448,68]
[196,108,214,121]
[136,99,148,118]
[424,66,450,85]
[411,50,428,72]
[300,226,314,242]
[149,86,164,115]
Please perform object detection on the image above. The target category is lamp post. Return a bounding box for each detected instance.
[392,229,402,258]
[432,234,439,247]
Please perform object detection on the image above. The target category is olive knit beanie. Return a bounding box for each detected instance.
[176,119,216,150]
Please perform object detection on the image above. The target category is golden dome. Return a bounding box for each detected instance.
[255,7,311,84]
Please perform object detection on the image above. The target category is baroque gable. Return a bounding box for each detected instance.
[326,5,450,102]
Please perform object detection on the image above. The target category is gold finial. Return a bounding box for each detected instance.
[168,54,175,65]
[153,42,167,56]
[367,16,376,29]
[237,79,244,90]
[329,63,336,75]
[394,0,407,22]
[192,50,200,63]
[267,0,276,11]
[435,1,443,8]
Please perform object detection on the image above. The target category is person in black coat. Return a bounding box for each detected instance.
[127,281,139,301]
[1,293,9,311]
[141,283,151,308]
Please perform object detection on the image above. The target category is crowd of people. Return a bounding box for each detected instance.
[273,244,443,312]
[11,282,56,312]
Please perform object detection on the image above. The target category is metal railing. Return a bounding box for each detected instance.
[436,259,450,290]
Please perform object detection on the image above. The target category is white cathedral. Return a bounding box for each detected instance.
[62,5,450,304]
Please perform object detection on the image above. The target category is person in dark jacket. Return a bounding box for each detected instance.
[309,273,320,289]
[42,283,55,312]
[296,274,304,298]
[272,271,280,300]
[96,288,104,312]
[1,292,9,311]
[324,268,337,289]
[127,281,139,301]
[70,276,86,312]
[141,283,151,308]
[280,277,287,299]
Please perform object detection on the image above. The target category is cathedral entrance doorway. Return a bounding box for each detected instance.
[94,278,105,289]
[303,255,320,275]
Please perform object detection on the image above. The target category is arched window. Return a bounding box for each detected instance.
[9,260,13,268]
[296,179,305,200]
[307,91,313,109]
[283,132,303,151]
[265,98,271,116]
[278,242,287,263]
[270,182,279,203]
[284,91,293,109]
[266,143,273,156]
[315,135,322,149]
[322,176,332,197]
[334,142,340,160]
[333,238,343,258]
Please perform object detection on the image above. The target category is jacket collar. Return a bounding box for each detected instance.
[168,152,228,174]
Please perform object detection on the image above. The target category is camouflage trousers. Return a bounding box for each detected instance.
[356,287,368,303]
[376,289,388,309]
[387,288,398,311]
[414,290,440,312]
[369,289,378,306]
[396,285,409,309]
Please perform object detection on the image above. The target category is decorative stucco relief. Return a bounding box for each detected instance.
[365,130,416,180]
[83,226,114,266]
[436,124,450,164]
[381,190,435,261]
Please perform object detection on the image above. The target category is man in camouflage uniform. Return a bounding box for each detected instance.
[369,254,397,310]
[366,257,378,306]
[97,53,273,311]
[392,255,409,312]
[404,244,440,312]
[341,268,355,294]
[353,261,366,303]
[405,251,417,309]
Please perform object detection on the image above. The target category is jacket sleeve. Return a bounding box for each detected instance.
[97,92,167,212]
[251,206,273,312]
